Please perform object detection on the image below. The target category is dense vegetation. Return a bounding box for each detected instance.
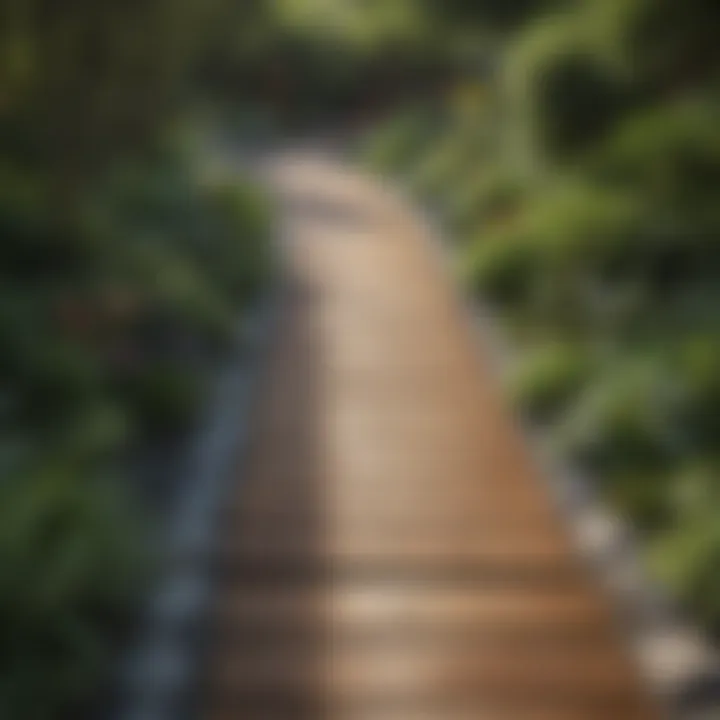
[0,1,271,716]
[363,0,720,634]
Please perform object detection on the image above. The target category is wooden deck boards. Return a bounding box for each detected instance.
[200,154,658,720]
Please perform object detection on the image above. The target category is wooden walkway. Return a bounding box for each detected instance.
[201,153,658,719]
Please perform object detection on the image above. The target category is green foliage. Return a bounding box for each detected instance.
[465,225,538,308]
[587,0,720,88]
[465,183,645,328]
[204,181,273,302]
[445,169,526,234]
[510,341,594,422]
[0,0,279,714]
[0,457,148,718]
[421,0,565,32]
[506,14,630,163]
[410,124,486,202]
[0,0,224,199]
[676,337,720,450]
[1,137,272,441]
[362,109,439,176]
[121,361,206,435]
[0,134,272,715]
[590,98,720,220]
[649,462,720,632]
[557,357,686,475]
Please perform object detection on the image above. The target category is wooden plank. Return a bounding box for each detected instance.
[199,153,659,720]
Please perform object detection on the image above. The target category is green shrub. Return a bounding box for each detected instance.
[362,109,438,176]
[445,169,527,235]
[58,402,133,463]
[91,146,273,353]
[464,182,645,324]
[505,12,630,164]
[121,360,206,435]
[649,462,720,633]
[581,100,720,301]
[410,126,480,200]
[510,341,594,422]
[464,224,538,308]
[587,0,720,88]
[5,330,107,430]
[515,185,647,315]
[0,460,148,718]
[0,129,273,716]
[148,248,237,343]
[557,356,686,476]
[204,180,273,302]
[590,99,720,218]
[606,469,674,531]
[674,336,720,451]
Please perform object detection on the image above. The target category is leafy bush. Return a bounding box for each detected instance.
[0,130,273,716]
[362,109,439,176]
[409,123,485,201]
[649,462,720,632]
[204,180,273,302]
[0,458,148,718]
[505,12,630,163]
[120,360,207,435]
[557,357,686,476]
[464,224,538,308]
[590,98,720,222]
[587,0,720,88]
[510,341,594,422]
[465,182,645,328]
[445,169,526,235]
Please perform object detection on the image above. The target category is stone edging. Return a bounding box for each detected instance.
[108,291,278,720]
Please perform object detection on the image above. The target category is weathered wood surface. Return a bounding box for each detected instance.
[201,153,658,720]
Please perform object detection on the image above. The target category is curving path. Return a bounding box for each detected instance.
[200,151,659,719]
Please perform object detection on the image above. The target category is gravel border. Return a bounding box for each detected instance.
[107,292,278,720]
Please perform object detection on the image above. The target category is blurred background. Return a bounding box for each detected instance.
[1,0,719,716]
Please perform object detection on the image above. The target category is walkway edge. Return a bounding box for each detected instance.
[379,173,720,719]
[111,290,280,720]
